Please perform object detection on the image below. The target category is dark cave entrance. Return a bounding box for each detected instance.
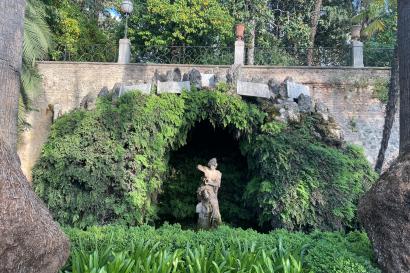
[157,121,255,229]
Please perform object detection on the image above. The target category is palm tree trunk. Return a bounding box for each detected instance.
[307,0,322,66]
[0,1,25,151]
[0,1,70,272]
[398,0,410,155]
[375,45,399,173]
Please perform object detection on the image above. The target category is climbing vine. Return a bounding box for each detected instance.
[33,89,375,230]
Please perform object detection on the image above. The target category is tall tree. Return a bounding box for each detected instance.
[359,1,410,272]
[375,45,399,173]
[0,1,69,272]
[307,0,323,66]
[398,0,410,155]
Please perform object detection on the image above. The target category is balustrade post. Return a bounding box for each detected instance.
[351,25,364,67]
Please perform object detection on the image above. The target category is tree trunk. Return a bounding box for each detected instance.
[247,20,255,65]
[307,0,322,66]
[359,1,410,272]
[0,1,24,150]
[375,45,399,173]
[0,1,70,272]
[399,0,410,155]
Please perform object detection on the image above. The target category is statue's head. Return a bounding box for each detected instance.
[208,158,217,169]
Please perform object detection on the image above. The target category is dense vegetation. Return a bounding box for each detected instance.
[33,89,376,231]
[61,224,381,273]
[30,0,396,66]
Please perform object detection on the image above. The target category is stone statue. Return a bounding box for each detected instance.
[196,158,222,229]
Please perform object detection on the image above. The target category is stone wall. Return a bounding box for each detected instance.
[18,62,394,180]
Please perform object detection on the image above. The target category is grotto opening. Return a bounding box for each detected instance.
[157,121,254,229]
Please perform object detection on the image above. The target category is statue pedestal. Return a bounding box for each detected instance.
[118,39,131,64]
[352,40,364,67]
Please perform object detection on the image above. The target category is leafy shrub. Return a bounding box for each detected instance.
[62,225,380,273]
[33,91,375,230]
[242,117,376,231]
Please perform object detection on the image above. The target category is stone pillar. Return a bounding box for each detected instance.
[118,38,131,64]
[352,40,364,68]
[234,40,245,65]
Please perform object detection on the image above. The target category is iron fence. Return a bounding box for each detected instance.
[53,44,118,62]
[253,46,351,66]
[134,46,234,65]
[51,43,394,67]
[364,47,394,67]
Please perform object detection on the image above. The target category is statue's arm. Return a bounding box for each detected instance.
[197,164,206,173]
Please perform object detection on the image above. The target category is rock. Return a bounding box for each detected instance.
[236,81,272,99]
[53,104,62,121]
[268,79,281,96]
[297,94,313,113]
[214,72,227,83]
[122,83,152,95]
[359,154,410,273]
[98,86,110,97]
[275,101,300,123]
[315,101,330,122]
[153,70,168,82]
[183,69,202,89]
[226,64,242,85]
[286,79,310,100]
[157,81,191,94]
[201,74,216,88]
[166,68,182,82]
[112,83,124,98]
[80,93,96,110]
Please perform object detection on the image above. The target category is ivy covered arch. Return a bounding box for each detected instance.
[33,89,375,231]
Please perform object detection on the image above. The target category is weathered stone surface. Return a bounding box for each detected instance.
[157,81,190,94]
[227,64,242,85]
[359,154,410,273]
[275,101,300,123]
[166,68,182,82]
[237,81,272,98]
[122,83,152,95]
[297,94,314,113]
[201,74,216,88]
[80,93,96,110]
[98,86,110,97]
[286,80,310,99]
[53,104,62,122]
[234,40,245,65]
[183,69,202,88]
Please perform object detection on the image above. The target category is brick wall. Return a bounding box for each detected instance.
[18,62,394,180]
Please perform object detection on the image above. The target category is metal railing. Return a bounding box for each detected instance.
[253,46,351,66]
[134,46,234,65]
[52,44,118,62]
[51,44,394,67]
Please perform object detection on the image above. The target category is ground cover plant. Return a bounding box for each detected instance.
[61,224,380,273]
[33,89,376,231]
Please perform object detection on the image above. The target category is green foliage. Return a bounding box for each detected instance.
[46,0,119,61]
[130,0,234,46]
[34,90,375,231]
[33,91,264,228]
[62,225,380,273]
[20,0,53,134]
[372,79,389,103]
[242,117,377,231]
